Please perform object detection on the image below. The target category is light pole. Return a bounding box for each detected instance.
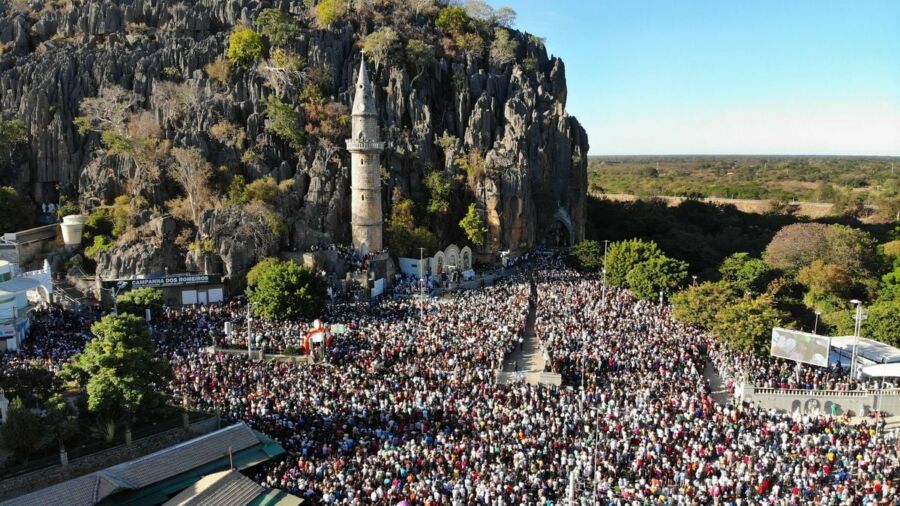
[246,301,253,360]
[813,309,821,334]
[849,300,863,380]
[601,268,607,307]
[419,247,426,321]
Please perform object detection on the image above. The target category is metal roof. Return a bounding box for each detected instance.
[2,424,264,506]
[162,469,262,506]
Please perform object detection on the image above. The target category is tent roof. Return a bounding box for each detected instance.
[830,335,900,364]
[0,277,42,295]
[861,362,900,378]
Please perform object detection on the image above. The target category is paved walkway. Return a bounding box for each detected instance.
[500,282,549,382]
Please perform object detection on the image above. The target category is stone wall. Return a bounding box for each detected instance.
[738,384,900,417]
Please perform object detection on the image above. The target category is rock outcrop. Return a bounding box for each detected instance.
[0,0,588,281]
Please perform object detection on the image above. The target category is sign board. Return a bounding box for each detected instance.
[102,274,222,291]
[771,327,831,367]
[331,324,347,335]
[371,278,385,298]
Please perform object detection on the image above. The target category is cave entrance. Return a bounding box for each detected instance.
[551,207,575,247]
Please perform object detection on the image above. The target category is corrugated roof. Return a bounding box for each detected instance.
[162,469,262,506]
[3,423,262,506]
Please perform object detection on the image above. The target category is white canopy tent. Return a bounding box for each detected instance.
[861,362,900,379]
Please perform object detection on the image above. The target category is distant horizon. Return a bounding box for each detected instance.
[504,0,900,157]
[587,154,900,159]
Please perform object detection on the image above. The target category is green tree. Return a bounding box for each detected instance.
[719,252,776,295]
[764,223,877,278]
[436,5,472,35]
[116,287,164,317]
[314,0,348,28]
[713,294,785,354]
[569,240,605,271]
[605,239,662,287]
[247,257,280,288]
[406,39,435,85]
[44,394,78,455]
[880,264,900,302]
[625,255,689,300]
[63,314,172,430]
[264,95,304,150]
[0,186,33,233]
[0,118,27,175]
[489,28,518,67]
[256,8,299,47]
[248,260,328,321]
[863,299,900,347]
[0,397,42,461]
[424,170,451,216]
[389,198,416,231]
[363,27,399,71]
[797,260,852,300]
[385,198,436,257]
[226,25,265,68]
[459,203,487,247]
[671,281,739,330]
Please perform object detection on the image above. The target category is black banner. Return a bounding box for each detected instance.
[102,274,222,290]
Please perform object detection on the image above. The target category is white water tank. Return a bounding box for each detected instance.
[60,214,85,247]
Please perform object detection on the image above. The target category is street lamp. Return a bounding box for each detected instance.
[849,300,863,380]
[601,268,608,307]
[813,309,821,335]
[246,301,252,359]
[692,275,698,286]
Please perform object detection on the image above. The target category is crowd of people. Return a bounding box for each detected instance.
[3,253,899,504]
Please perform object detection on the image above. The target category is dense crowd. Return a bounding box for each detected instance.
[4,256,899,504]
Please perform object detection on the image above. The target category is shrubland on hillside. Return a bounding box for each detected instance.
[0,0,587,283]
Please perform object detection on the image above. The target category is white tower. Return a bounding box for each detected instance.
[346,56,385,256]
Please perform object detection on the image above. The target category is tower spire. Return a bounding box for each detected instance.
[353,55,377,119]
[346,55,384,255]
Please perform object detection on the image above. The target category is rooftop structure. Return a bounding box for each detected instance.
[4,423,296,506]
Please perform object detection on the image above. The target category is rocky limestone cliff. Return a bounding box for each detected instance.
[0,0,588,284]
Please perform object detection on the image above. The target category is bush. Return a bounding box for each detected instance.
[56,197,81,219]
[226,26,265,68]
[424,170,451,216]
[205,58,232,85]
[85,235,114,259]
[282,345,304,356]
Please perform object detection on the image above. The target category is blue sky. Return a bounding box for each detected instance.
[501,0,900,155]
